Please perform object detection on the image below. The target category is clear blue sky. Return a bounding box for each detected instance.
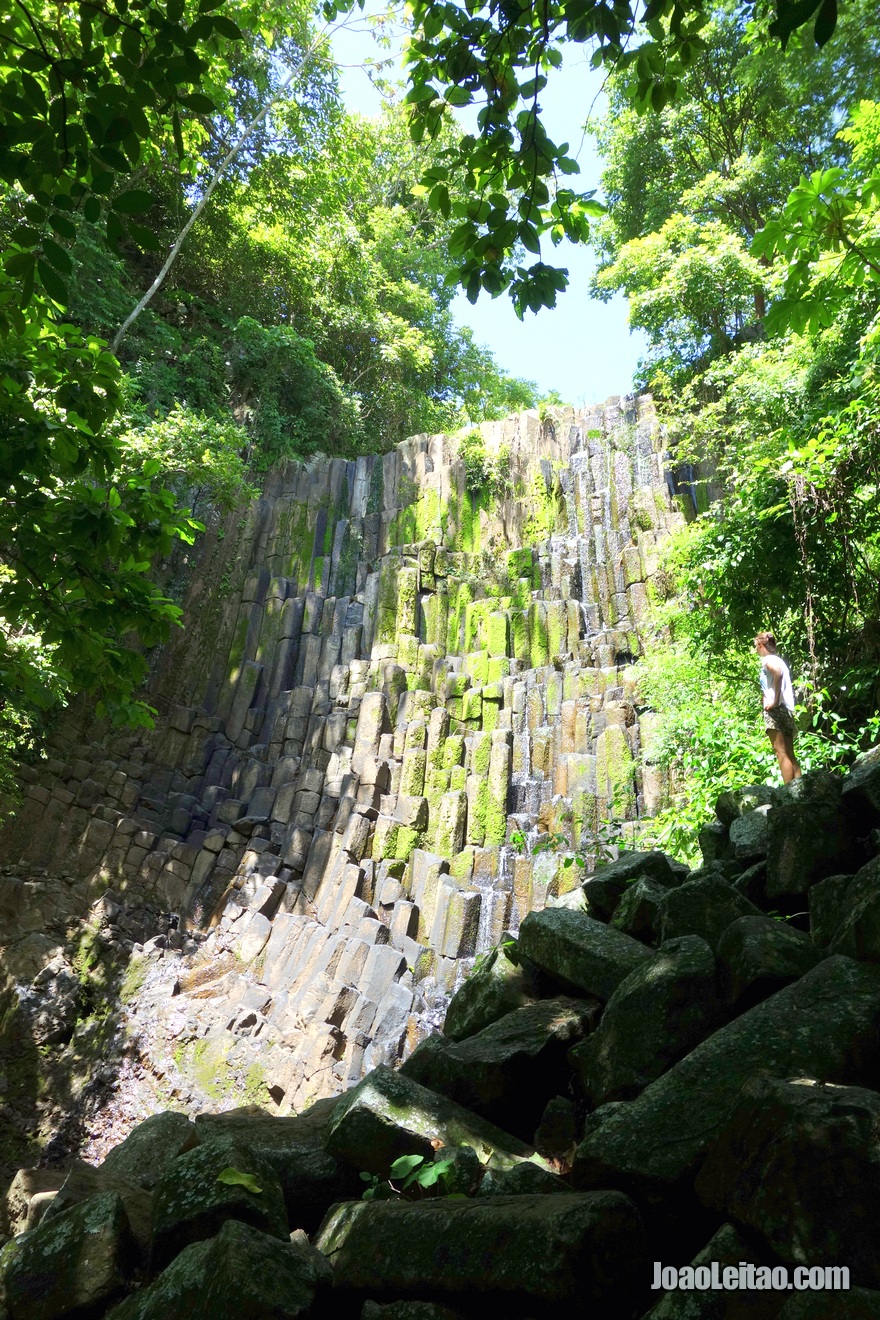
[329,13,648,406]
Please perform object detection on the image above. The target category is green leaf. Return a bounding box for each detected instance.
[41,237,73,275]
[36,258,67,304]
[216,1167,262,1194]
[211,16,243,40]
[112,189,153,214]
[444,86,472,107]
[389,1154,424,1178]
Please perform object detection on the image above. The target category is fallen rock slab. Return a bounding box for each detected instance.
[570,936,722,1106]
[326,1065,537,1176]
[98,1111,197,1192]
[644,1221,778,1320]
[315,1191,646,1318]
[716,915,819,1010]
[150,1138,288,1271]
[442,941,534,1041]
[517,908,652,1001]
[657,876,762,952]
[0,1191,136,1320]
[400,997,597,1140]
[104,1219,329,1320]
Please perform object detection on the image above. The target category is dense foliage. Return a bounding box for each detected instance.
[586,4,880,847]
[0,3,538,754]
[326,0,850,319]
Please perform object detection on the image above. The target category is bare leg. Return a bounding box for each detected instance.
[767,729,800,783]
[783,731,801,780]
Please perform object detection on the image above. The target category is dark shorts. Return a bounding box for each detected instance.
[764,704,795,736]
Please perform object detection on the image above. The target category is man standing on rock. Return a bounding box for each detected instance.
[755,631,801,784]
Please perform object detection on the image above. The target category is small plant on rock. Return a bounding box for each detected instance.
[360,1153,455,1201]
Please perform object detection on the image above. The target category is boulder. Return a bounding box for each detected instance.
[581,851,681,921]
[716,915,819,1010]
[151,1138,288,1271]
[657,877,762,952]
[573,957,880,1204]
[0,1191,136,1320]
[315,1192,646,1316]
[643,1222,778,1320]
[809,873,854,947]
[194,1097,339,1150]
[715,785,776,829]
[731,861,768,907]
[829,857,880,962]
[99,1112,197,1191]
[696,1076,880,1287]
[326,1065,537,1177]
[766,771,862,900]
[728,806,771,863]
[192,1108,359,1233]
[534,1096,577,1161]
[610,876,668,944]
[517,909,652,1001]
[569,937,722,1106]
[3,1168,65,1237]
[697,820,730,867]
[400,997,597,1140]
[442,940,534,1040]
[477,1160,571,1196]
[104,1219,329,1320]
[39,1162,153,1258]
[841,743,880,835]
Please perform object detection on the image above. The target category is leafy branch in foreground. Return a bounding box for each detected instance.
[327,0,849,317]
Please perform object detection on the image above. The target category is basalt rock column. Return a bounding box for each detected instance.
[2,401,684,1115]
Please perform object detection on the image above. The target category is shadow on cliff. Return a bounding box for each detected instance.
[0,933,137,1198]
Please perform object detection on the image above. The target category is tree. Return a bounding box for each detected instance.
[589,0,880,387]
[326,0,854,317]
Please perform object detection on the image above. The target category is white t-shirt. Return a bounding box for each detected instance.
[760,657,795,711]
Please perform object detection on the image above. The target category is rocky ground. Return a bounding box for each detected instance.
[3,751,880,1318]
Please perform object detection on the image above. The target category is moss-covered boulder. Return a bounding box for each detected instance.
[716,915,819,1010]
[442,941,533,1040]
[696,1076,880,1287]
[99,1113,197,1192]
[104,1219,329,1320]
[400,997,598,1140]
[517,908,652,1000]
[657,876,762,952]
[570,936,722,1106]
[0,1191,137,1320]
[150,1139,288,1271]
[315,1191,646,1317]
[573,957,880,1205]
[325,1065,536,1176]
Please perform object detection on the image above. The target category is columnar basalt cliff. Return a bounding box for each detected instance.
[2,400,682,1121]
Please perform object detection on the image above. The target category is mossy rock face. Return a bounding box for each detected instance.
[104,1218,329,1320]
[315,1191,646,1314]
[400,997,598,1140]
[151,1138,288,1271]
[443,944,533,1041]
[573,957,880,1202]
[0,1191,137,1320]
[325,1065,534,1177]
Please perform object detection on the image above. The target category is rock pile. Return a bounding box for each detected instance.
[4,749,880,1319]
